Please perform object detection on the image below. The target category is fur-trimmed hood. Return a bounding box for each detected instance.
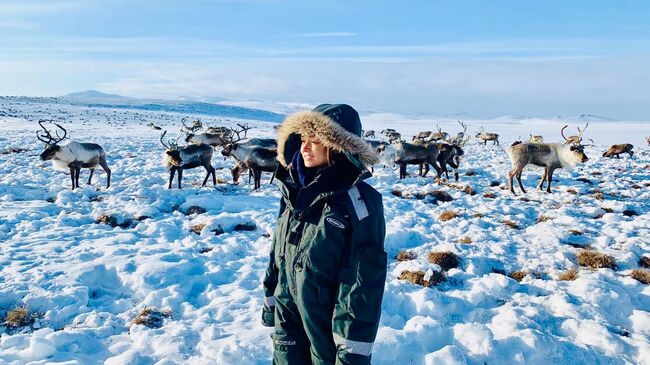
[276,110,379,168]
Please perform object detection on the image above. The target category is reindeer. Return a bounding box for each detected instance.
[475,127,499,145]
[362,130,376,138]
[37,121,111,190]
[221,124,278,190]
[561,124,589,145]
[160,131,216,189]
[602,144,634,159]
[366,139,390,173]
[529,134,544,143]
[205,126,232,138]
[507,140,589,195]
[147,122,162,131]
[381,128,396,135]
[448,121,469,146]
[435,143,464,181]
[429,124,449,142]
[412,131,432,141]
[185,125,238,146]
[380,142,441,179]
[646,136,650,146]
[229,138,278,184]
[180,117,203,134]
[385,131,402,144]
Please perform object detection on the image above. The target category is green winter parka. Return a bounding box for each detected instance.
[262,106,387,365]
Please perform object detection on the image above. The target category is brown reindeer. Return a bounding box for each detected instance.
[475,127,499,145]
[602,144,634,159]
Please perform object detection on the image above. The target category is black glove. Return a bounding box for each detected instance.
[262,303,275,327]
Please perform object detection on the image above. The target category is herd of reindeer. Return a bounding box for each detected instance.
[34,117,647,195]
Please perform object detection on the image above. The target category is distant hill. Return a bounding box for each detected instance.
[58,90,285,123]
[63,90,131,101]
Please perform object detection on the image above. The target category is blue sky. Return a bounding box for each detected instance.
[1,0,650,118]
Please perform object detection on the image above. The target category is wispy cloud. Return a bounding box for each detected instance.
[297,32,357,37]
[0,35,632,62]
[0,0,84,15]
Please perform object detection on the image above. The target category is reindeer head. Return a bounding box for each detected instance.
[568,144,589,163]
[37,120,68,161]
[160,131,182,166]
[220,123,251,155]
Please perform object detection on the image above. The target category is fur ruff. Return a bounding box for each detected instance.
[276,110,379,167]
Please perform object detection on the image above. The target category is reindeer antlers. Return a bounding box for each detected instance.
[222,123,252,144]
[36,120,68,145]
[160,130,181,150]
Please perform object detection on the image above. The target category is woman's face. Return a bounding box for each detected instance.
[300,136,329,168]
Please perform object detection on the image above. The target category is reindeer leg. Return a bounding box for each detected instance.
[508,170,516,194]
[211,166,217,186]
[537,167,548,190]
[399,163,406,179]
[546,168,555,193]
[254,169,262,190]
[269,170,276,185]
[168,167,176,189]
[629,151,634,158]
[177,168,183,189]
[99,158,111,188]
[70,166,76,190]
[516,169,526,194]
[75,165,81,189]
[202,165,210,186]
[87,169,94,185]
[430,162,442,179]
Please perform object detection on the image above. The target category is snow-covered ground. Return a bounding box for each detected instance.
[0,98,649,364]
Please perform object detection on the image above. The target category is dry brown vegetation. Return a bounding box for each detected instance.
[577,250,616,270]
[439,211,459,222]
[458,236,473,244]
[569,229,583,236]
[190,223,206,235]
[395,250,417,261]
[4,306,34,329]
[483,192,496,199]
[398,270,445,287]
[558,268,578,281]
[566,188,578,195]
[630,269,650,284]
[593,191,604,200]
[502,219,520,229]
[509,271,528,282]
[96,214,119,228]
[462,186,476,196]
[537,215,553,223]
[427,251,460,271]
[472,213,485,219]
[132,307,172,329]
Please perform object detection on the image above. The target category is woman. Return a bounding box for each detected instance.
[262,104,387,365]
